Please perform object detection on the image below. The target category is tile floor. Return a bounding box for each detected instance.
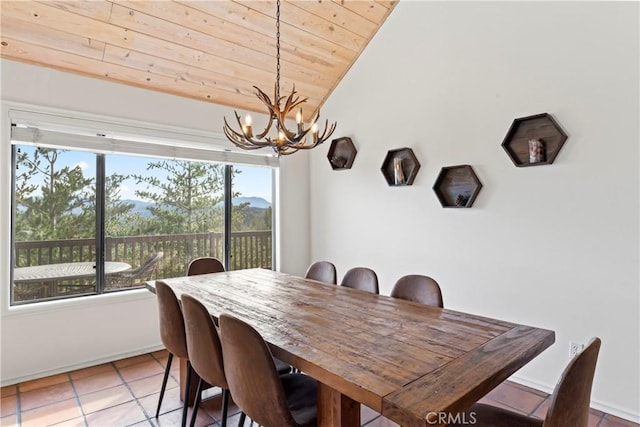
[0,349,637,427]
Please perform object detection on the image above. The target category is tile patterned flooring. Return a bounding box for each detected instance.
[1,349,637,427]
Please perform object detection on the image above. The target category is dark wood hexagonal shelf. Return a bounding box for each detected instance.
[433,165,482,208]
[501,113,568,167]
[381,148,420,186]
[327,137,357,170]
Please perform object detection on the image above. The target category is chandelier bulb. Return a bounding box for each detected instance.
[242,114,253,138]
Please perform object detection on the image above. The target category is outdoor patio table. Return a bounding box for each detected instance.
[147,268,555,427]
[14,261,132,282]
[14,261,132,297]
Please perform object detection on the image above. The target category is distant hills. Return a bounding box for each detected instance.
[233,197,271,209]
[121,197,271,217]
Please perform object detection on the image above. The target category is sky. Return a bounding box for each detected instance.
[16,145,273,203]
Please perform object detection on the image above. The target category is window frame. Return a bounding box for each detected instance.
[2,102,279,314]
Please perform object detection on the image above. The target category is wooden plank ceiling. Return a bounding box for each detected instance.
[0,0,396,121]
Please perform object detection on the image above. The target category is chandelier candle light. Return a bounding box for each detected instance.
[223,0,336,156]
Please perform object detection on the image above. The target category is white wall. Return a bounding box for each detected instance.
[0,59,310,384]
[312,1,639,422]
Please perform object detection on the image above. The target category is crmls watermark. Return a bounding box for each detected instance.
[426,411,477,425]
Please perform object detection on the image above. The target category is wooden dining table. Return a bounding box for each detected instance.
[146,268,555,427]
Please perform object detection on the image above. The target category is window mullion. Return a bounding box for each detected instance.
[96,154,106,293]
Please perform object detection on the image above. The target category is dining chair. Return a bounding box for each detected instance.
[304,261,337,284]
[448,337,601,427]
[219,313,318,427]
[186,256,292,376]
[390,274,444,308]
[154,280,191,427]
[340,267,379,294]
[181,294,233,427]
[187,256,225,276]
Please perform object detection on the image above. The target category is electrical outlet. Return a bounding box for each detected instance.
[569,341,584,358]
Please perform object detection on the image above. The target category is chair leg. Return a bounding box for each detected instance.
[182,361,194,427]
[221,388,230,427]
[155,352,173,418]
[237,412,246,427]
[189,377,204,427]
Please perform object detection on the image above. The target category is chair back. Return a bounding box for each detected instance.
[155,281,188,359]
[187,257,225,276]
[543,337,601,427]
[390,275,443,308]
[180,294,228,390]
[219,314,299,427]
[341,267,379,294]
[304,261,337,284]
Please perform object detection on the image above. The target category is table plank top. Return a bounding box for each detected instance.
[147,268,554,426]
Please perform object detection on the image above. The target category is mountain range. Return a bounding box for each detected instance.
[122,197,271,217]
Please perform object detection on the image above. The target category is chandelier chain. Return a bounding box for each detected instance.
[222,0,336,156]
[276,0,281,103]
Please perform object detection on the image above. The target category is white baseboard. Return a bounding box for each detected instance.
[512,375,640,424]
[0,344,165,387]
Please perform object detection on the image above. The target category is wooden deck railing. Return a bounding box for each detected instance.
[13,230,272,303]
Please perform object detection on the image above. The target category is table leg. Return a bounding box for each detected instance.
[317,382,360,427]
[179,357,200,405]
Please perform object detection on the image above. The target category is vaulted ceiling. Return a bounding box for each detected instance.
[0,1,396,121]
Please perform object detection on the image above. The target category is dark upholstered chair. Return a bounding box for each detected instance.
[304,261,337,284]
[154,281,191,427]
[181,294,232,427]
[219,313,318,427]
[340,267,379,294]
[185,257,291,377]
[390,274,444,308]
[187,256,225,276]
[448,337,601,427]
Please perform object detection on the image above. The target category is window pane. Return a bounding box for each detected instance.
[12,145,97,303]
[104,155,225,290]
[229,166,273,270]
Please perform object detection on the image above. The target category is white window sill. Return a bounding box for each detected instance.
[2,288,156,319]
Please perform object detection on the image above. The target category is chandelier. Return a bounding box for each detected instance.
[223,0,336,156]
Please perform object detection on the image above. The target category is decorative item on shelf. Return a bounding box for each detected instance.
[393,157,405,185]
[433,165,482,208]
[455,194,468,207]
[528,138,545,164]
[381,148,420,186]
[501,113,567,167]
[327,137,357,170]
[222,0,336,157]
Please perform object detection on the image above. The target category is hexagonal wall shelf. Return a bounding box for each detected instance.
[501,113,568,167]
[327,137,357,170]
[381,148,420,186]
[433,165,482,208]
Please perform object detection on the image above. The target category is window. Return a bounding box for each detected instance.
[10,115,276,305]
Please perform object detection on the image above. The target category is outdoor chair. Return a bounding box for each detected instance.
[108,251,163,288]
[390,274,444,307]
[340,267,379,294]
[304,261,337,284]
[448,337,601,427]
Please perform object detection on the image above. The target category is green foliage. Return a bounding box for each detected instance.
[15,147,94,241]
[131,160,227,234]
